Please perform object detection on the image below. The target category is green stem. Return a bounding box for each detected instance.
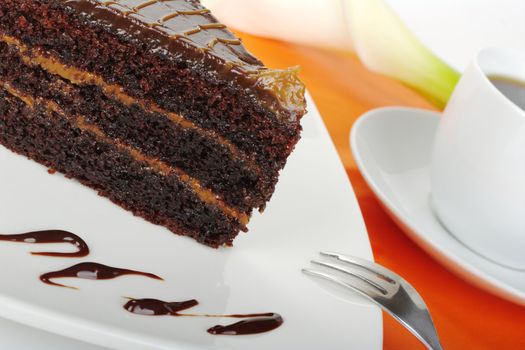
[343,0,460,108]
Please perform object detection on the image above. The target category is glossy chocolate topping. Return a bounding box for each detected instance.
[40,262,163,289]
[61,0,306,121]
[0,230,89,257]
[63,0,261,68]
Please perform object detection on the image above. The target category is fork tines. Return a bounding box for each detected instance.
[303,252,443,350]
[302,252,399,299]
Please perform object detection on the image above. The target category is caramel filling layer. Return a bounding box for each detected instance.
[0,34,260,174]
[0,81,249,226]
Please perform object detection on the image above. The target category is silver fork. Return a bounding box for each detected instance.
[303,252,443,350]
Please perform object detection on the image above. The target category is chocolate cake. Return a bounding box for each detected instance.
[0,0,306,247]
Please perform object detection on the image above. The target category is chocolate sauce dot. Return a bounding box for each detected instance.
[124,298,199,316]
[207,313,284,335]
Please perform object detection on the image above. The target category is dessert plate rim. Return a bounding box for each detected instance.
[350,106,525,306]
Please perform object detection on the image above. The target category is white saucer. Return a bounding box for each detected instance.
[350,107,525,306]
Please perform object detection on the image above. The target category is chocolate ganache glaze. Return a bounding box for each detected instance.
[0,230,89,257]
[61,0,306,121]
[124,298,283,336]
[40,262,163,289]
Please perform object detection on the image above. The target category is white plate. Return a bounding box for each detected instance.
[0,317,108,350]
[0,94,382,350]
[350,107,525,306]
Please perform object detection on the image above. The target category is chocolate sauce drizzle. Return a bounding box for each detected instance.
[206,313,283,336]
[0,230,89,257]
[1,227,282,335]
[124,298,199,316]
[124,298,283,336]
[40,262,163,289]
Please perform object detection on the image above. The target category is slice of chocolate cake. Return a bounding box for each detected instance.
[0,0,306,247]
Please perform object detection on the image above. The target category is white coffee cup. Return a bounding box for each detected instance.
[431,47,525,270]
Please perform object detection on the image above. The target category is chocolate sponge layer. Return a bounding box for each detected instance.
[0,89,243,247]
[0,42,276,213]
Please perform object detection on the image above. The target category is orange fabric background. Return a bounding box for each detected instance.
[239,33,525,349]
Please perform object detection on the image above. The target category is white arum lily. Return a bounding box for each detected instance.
[202,0,460,108]
[201,0,353,51]
[344,0,459,107]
